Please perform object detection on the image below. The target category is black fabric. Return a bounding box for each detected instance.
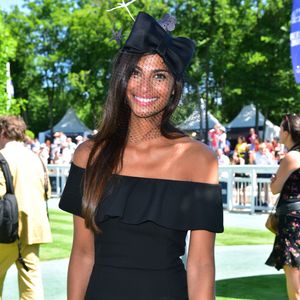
[266,215,300,270]
[85,263,188,300]
[59,163,85,217]
[277,167,300,209]
[98,174,223,232]
[59,163,223,232]
[0,153,18,243]
[59,163,223,299]
[122,12,195,79]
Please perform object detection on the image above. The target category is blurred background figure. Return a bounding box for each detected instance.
[266,114,300,300]
[253,142,275,207]
[0,116,52,300]
[233,136,248,165]
[246,128,258,151]
[75,135,83,146]
[208,123,222,151]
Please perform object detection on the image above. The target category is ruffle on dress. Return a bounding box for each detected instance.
[59,163,224,233]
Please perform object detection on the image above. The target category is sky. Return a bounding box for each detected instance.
[0,0,25,12]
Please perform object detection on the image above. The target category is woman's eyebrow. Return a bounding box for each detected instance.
[153,69,170,73]
[134,66,170,73]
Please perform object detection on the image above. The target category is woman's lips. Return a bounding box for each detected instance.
[132,95,158,106]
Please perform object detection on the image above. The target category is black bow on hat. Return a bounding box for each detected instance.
[122,12,195,79]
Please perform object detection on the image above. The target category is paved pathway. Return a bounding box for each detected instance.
[2,202,282,299]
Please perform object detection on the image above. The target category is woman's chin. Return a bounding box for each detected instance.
[130,108,164,119]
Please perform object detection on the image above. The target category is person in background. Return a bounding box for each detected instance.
[39,143,50,166]
[216,148,230,166]
[253,142,275,207]
[218,126,227,150]
[233,136,248,165]
[266,114,300,300]
[223,141,231,157]
[75,135,84,147]
[0,116,52,299]
[66,137,77,153]
[216,148,230,205]
[253,142,274,166]
[208,123,221,151]
[246,128,258,151]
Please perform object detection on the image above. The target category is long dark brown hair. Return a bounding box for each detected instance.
[82,51,185,232]
[281,114,300,150]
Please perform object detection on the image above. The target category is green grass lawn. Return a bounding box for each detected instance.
[40,208,73,261]
[216,274,286,300]
[216,227,274,246]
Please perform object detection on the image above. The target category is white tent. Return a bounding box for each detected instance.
[226,104,280,140]
[179,109,222,131]
[38,108,92,142]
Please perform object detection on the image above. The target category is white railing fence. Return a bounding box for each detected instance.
[219,165,278,214]
[47,165,70,196]
[48,164,279,214]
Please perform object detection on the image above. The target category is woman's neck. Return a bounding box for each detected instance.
[288,142,299,151]
[127,113,162,144]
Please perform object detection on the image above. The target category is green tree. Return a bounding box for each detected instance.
[0,11,25,115]
[4,0,300,135]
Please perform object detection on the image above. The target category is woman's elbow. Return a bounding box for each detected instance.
[270,184,280,195]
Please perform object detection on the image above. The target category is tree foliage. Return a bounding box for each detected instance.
[1,0,299,134]
[0,12,26,115]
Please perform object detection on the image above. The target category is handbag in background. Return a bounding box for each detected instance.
[265,197,279,234]
[265,213,279,234]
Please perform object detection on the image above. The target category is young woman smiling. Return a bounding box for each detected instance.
[59,12,223,300]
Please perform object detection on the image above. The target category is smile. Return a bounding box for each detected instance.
[135,96,158,103]
[132,96,158,106]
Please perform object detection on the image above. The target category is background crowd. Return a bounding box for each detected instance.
[22,126,286,169]
[208,125,285,167]
[24,132,89,166]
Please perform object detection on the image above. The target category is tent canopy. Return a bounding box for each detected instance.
[226,104,280,140]
[179,109,222,131]
[227,104,267,128]
[38,108,92,142]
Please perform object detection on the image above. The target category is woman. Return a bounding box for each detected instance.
[59,12,223,300]
[266,114,300,300]
[232,136,248,165]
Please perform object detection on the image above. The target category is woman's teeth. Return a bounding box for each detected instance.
[135,96,157,103]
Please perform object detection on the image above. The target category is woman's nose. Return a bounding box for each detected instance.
[139,76,153,94]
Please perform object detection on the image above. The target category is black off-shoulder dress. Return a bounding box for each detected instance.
[59,163,224,300]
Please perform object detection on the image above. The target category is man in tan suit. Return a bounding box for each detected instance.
[0,116,52,300]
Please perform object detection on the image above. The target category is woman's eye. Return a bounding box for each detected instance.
[154,73,167,81]
[131,69,140,78]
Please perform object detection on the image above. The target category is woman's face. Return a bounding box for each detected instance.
[126,54,174,118]
[279,122,288,144]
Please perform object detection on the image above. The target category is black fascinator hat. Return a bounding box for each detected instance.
[122,12,195,79]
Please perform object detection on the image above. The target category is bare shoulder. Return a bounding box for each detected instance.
[176,137,218,184]
[72,140,94,169]
[282,150,300,170]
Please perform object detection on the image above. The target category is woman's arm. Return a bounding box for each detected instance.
[187,230,216,300]
[186,141,219,299]
[67,140,95,299]
[270,151,300,194]
[68,216,94,300]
